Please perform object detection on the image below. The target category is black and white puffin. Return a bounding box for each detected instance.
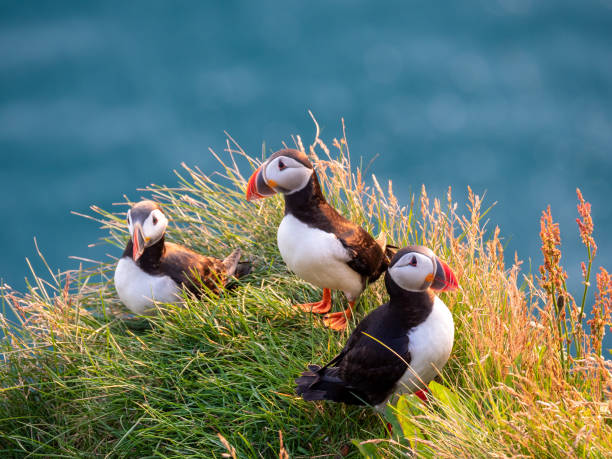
[114,200,251,314]
[245,148,393,331]
[295,246,458,410]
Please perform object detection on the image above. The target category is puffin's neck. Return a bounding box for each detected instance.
[283,173,326,216]
[387,286,435,329]
[123,235,166,270]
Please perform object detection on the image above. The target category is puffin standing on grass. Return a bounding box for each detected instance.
[114,200,251,314]
[295,246,458,409]
[245,148,393,331]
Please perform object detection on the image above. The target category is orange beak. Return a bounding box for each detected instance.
[432,258,458,292]
[246,165,276,201]
[132,223,145,261]
[246,166,264,201]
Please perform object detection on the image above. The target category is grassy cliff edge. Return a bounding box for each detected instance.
[1,127,610,457]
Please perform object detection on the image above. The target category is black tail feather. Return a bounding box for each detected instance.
[295,365,367,406]
[234,261,253,279]
[384,244,399,263]
[222,248,253,280]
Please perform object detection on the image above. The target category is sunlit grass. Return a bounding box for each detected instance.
[1,121,610,457]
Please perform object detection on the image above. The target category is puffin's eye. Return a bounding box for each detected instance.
[278,159,286,170]
[152,215,158,225]
[409,255,417,266]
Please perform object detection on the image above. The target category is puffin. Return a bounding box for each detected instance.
[295,246,458,410]
[245,148,394,331]
[114,200,251,314]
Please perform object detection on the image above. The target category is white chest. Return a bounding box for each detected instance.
[114,257,181,314]
[400,296,454,391]
[276,214,364,299]
[375,296,454,411]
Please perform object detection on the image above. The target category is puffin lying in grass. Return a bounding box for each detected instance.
[295,246,457,410]
[114,200,251,314]
[246,148,394,331]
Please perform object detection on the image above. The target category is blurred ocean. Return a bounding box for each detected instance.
[1,1,611,330]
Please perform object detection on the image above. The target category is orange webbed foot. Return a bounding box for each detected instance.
[293,288,332,314]
[323,302,354,331]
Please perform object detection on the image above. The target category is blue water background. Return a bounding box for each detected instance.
[1,1,611,348]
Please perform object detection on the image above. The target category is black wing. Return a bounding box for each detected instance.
[161,243,227,295]
[319,205,388,283]
[326,304,411,405]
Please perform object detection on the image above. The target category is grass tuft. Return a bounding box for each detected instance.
[1,122,611,457]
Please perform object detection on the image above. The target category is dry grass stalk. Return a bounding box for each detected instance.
[0,121,610,457]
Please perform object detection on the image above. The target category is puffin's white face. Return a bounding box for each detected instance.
[388,252,436,292]
[262,155,313,195]
[126,203,168,260]
[128,209,167,246]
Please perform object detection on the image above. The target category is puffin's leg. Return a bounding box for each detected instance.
[293,288,332,314]
[322,301,355,331]
[414,387,429,402]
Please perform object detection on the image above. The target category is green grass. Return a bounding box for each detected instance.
[1,125,610,457]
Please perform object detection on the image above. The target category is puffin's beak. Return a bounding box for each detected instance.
[432,258,458,292]
[132,223,146,261]
[246,165,276,201]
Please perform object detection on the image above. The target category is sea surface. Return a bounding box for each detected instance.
[1,1,611,345]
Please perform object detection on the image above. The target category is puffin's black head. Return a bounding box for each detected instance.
[246,149,314,201]
[126,200,168,261]
[385,246,458,296]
